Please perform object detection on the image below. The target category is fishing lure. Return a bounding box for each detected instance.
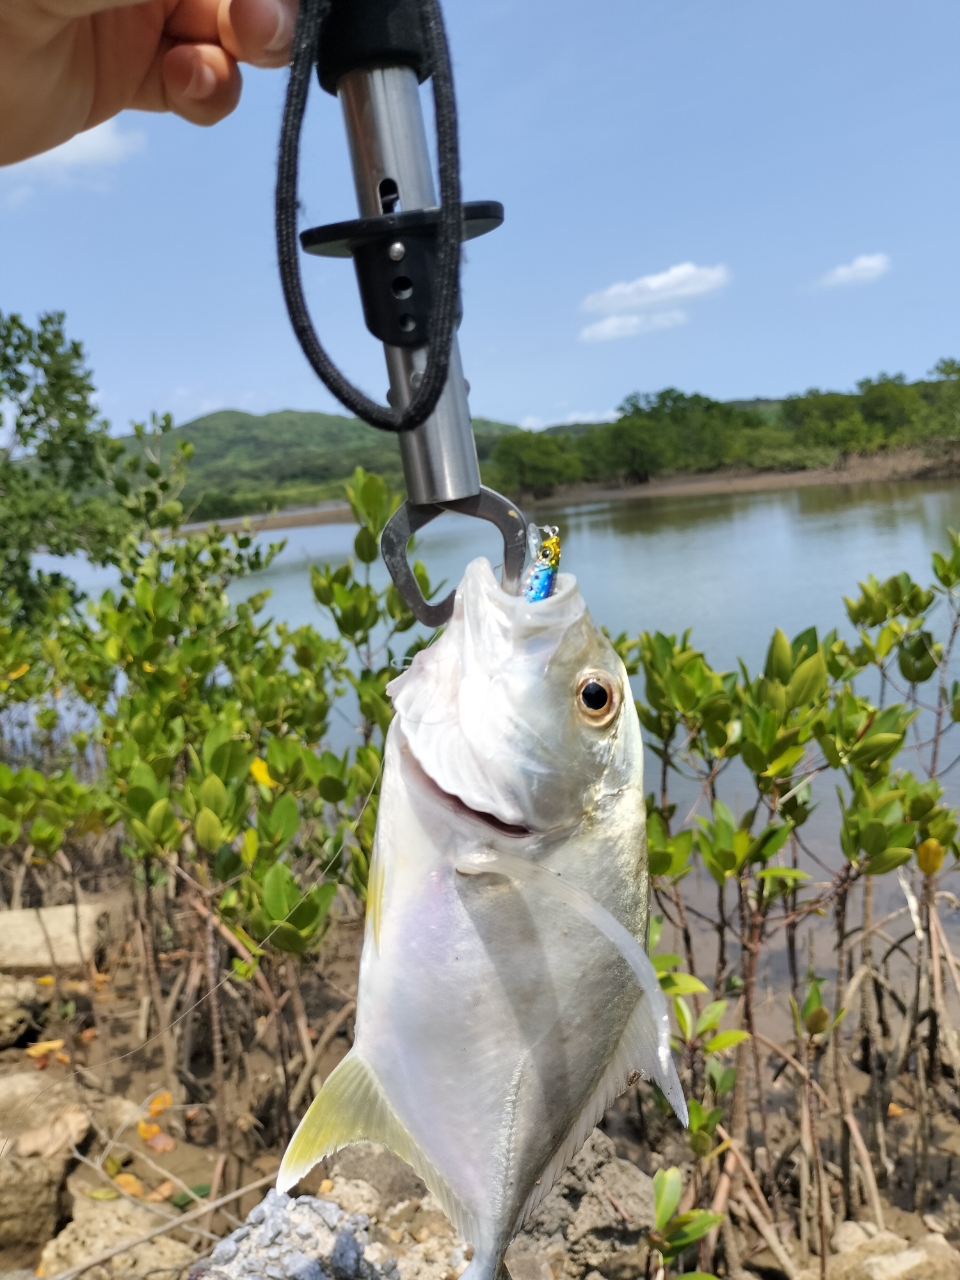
[523,524,561,602]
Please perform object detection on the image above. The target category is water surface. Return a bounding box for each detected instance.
[230,478,960,675]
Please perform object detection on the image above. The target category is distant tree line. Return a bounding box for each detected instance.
[484,361,960,498]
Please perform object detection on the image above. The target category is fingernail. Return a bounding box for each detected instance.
[185,61,218,99]
[265,1,291,53]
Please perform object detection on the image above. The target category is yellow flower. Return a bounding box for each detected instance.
[7,663,29,680]
[142,661,157,673]
[250,758,278,788]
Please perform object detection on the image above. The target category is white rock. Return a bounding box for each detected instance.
[15,1103,90,1159]
[0,904,107,974]
[38,1191,194,1280]
[834,1222,871,1254]
[925,1216,951,1236]
[330,1177,380,1219]
[862,1249,927,1280]
[0,1153,66,1249]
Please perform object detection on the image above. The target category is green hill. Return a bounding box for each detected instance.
[129,408,518,520]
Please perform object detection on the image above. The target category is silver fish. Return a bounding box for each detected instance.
[278,558,685,1279]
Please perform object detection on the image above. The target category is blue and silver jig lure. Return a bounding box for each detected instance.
[522,524,561,602]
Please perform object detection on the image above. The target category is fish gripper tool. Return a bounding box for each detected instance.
[276,0,526,625]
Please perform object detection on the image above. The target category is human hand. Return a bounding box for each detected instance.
[0,0,298,165]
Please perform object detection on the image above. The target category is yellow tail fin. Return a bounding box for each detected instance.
[276,1051,474,1244]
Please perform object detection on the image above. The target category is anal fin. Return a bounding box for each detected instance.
[277,1051,475,1245]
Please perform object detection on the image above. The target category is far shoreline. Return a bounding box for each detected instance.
[182,445,960,535]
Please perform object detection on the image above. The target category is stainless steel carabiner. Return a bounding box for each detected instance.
[381,487,527,627]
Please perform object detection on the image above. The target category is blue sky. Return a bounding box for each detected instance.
[2,0,958,431]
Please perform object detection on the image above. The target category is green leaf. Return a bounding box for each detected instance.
[765,629,793,684]
[172,1184,211,1210]
[354,527,379,564]
[861,818,888,858]
[786,651,827,709]
[653,1166,682,1231]
[846,732,903,767]
[662,1211,724,1254]
[763,744,805,778]
[263,862,297,921]
[660,972,709,996]
[706,1060,737,1097]
[268,920,310,954]
[309,881,338,928]
[740,740,767,774]
[201,722,234,772]
[694,1000,727,1038]
[195,807,224,852]
[199,774,228,818]
[754,867,810,884]
[129,818,156,849]
[801,981,821,1024]
[146,798,172,839]
[241,828,259,865]
[704,1029,750,1054]
[317,775,347,803]
[749,822,793,864]
[260,793,300,849]
[674,996,693,1042]
[864,846,913,875]
[649,848,672,877]
[210,739,250,785]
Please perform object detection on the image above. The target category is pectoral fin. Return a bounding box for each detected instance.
[456,851,687,1125]
[277,1051,474,1243]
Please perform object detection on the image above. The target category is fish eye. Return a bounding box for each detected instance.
[576,671,620,727]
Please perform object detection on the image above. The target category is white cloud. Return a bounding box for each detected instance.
[582,262,730,315]
[559,409,618,424]
[2,120,145,204]
[19,120,145,173]
[520,409,619,430]
[818,253,890,288]
[580,309,688,344]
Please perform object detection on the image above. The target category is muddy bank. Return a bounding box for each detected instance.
[529,444,960,509]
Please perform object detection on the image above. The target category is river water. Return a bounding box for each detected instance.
[230,477,960,1000]
[47,478,960,668]
[228,478,960,677]
[35,477,960,1003]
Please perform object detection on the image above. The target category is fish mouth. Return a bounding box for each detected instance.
[400,742,534,839]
